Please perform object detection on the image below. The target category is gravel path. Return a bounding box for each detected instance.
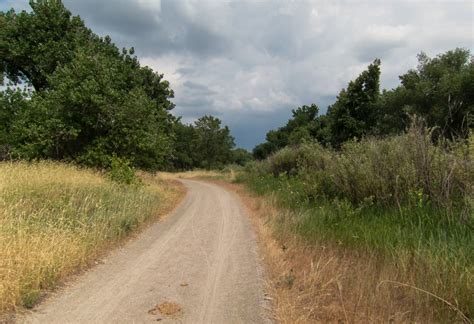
[20,180,270,324]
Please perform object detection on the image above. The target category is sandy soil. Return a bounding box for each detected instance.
[19,180,271,324]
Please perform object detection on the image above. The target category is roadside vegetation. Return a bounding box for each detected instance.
[253,48,473,159]
[240,126,473,321]
[0,161,183,313]
[238,46,473,322]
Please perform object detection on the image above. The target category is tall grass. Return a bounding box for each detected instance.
[0,161,182,313]
[157,166,242,182]
[241,125,473,321]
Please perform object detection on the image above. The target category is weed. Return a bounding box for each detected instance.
[107,156,140,185]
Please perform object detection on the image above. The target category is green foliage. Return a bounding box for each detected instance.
[0,0,91,91]
[266,146,300,176]
[0,0,242,172]
[248,122,473,221]
[254,49,473,157]
[243,126,474,318]
[252,142,275,160]
[252,104,320,159]
[0,88,29,159]
[170,116,238,170]
[171,121,197,170]
[0,1,175,171]
[252,59,382,159]
[326,59,381,147]
[231,148,253,166]
[378,49,473,139]
[247,50,473,319]
[193,115,235,169]
[107,156,138,185]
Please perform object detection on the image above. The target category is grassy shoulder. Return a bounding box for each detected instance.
[0,161,185,313]
[233,129,473,322]
[151,166,472,322]
[240,175,472,322]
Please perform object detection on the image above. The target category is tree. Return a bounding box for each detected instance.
[8,46,174,170]
[253,142,274,160]
[288,127,311,145]
[1,1,175,171]
[171,120,197,170]
[252,104,321,159]
[252,49,472,158]
[194,115,235,169]
[383,49,473,139]
[0,88,29,159]
[287,104,319,131]
[0,0,91,91]
[326,59,381,147]
[231,148,253,166]
[374,87,411,136]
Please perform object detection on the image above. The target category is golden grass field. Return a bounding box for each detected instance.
[0,161,184,313]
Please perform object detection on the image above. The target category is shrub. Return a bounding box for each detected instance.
[249,122,473,223]
[107,156,139,185]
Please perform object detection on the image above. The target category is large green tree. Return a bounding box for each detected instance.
[377,49,473,139]
[0,0,91,91]
[193,115,235,169]
[1,0,175,171]
[326,59,381,147]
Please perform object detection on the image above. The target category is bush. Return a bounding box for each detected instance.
[251,122,473,222]
[267,145,305,176]
[107,156,139,185]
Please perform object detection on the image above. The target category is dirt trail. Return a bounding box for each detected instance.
[19,180,270,324]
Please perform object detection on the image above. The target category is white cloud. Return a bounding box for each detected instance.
[141,55,185,90]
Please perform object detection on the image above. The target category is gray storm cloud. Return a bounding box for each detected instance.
[2,0,472,149]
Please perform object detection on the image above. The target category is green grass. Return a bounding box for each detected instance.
[244,174,473,319]
[240,131,474,321]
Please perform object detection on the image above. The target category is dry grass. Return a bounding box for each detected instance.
[158,169,237,182]
[220,181,471,323]
[0,161,184,314]
[158,170,221,180]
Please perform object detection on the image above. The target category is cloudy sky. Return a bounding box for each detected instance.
[1,0,473,149]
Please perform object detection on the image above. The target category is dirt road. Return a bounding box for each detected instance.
[20,180,270,323]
